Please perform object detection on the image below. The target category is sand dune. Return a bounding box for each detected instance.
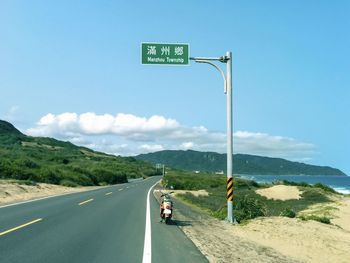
[256,185,302,200]
[171,185,350,263]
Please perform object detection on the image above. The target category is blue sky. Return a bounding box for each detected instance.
[0,1,349,175]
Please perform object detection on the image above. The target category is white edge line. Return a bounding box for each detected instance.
[142,180,160,263]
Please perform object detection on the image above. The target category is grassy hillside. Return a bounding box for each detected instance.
[136,150,346,176]
[0,120,158,186]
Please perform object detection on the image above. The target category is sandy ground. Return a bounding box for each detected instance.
[0,180,99,205]
[256,185,302,200]
[155,186,350,263]
[332,197,350,232]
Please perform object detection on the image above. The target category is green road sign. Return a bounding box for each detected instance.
[141,43,189,65]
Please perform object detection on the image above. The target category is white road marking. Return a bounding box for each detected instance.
[142,180,160,263]
[78,198,94,205]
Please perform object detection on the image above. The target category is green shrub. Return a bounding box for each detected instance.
[234,195,267,222]
[40,168,61,184]
[274,180,310,187]
[211,207,227,220]
[313,183,337,194]
[280,208,296,218]
[23,159,40,169]
[316,216,331,224]
[11,168,34,181]
[300,215,331,224]
[60,179,78,187]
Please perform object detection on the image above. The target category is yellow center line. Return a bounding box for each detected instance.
[118,189,123,191]
[78,198,94,205]
[0,218,43,236]
[105,192,113,196]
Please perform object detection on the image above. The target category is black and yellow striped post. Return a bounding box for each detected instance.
[227,177,233,202]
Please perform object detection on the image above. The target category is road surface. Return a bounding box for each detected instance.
[0,176,207,263]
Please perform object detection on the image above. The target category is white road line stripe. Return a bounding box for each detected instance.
[142,180,160,263]
[78,198,94,205]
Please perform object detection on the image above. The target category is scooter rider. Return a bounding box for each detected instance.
[160,192,173,222]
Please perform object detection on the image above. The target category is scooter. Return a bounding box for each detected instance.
[160,192,174,224]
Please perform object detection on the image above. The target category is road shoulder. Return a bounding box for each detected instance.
[152,184,208,263]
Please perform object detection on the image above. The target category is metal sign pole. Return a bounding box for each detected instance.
[190,52,235,223]
[226,52,234,223]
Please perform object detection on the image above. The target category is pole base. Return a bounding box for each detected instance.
[226,217,238,225]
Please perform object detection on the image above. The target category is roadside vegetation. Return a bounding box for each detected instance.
[162,170,341,224]
[0,120,159,186]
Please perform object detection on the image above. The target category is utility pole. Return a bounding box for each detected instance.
[190,52,235,223]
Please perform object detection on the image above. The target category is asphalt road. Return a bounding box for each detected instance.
[0,176,207,263]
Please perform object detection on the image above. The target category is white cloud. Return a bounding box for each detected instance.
[26,112,316,161]
[28,112,179,139]
[79,112,114,134]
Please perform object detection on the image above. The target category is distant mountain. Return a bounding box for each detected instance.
[135,150,346,176]
[0,120,157,186]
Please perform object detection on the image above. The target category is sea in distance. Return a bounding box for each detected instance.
[239,174,350,195]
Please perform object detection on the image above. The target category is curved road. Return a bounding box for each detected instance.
[0,176,207,263]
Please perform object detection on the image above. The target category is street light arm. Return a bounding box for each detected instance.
[193,60,227,94]
[190,56,228,62]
